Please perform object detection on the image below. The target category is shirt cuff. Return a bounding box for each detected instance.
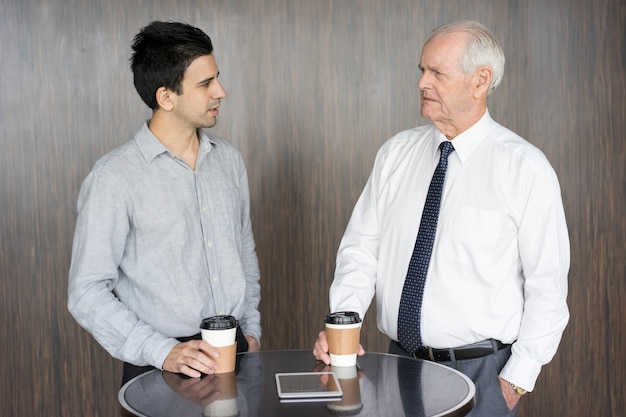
[241,326,261,348]
[147,337,180,370]
[499,351,542,392]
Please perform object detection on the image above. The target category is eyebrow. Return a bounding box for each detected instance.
[420,64,445,74]
[196,71,220,86]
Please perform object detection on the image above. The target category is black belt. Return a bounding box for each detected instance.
[398,339,511,362]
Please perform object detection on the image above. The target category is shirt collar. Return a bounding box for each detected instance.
[431,109,494,164]
[134,121,216,163]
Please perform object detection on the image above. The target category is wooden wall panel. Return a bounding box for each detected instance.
[522,1,626,416]
[1,0,624,415]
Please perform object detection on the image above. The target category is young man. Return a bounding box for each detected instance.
[314,21,569,416]
[68,21,261,385]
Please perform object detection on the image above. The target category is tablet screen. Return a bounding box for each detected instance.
[275,372,343,400]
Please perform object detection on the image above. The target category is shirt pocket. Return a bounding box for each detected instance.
[442,206,518,269]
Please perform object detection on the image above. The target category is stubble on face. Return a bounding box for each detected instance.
[176,54,226,130]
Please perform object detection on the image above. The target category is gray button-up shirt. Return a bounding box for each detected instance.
[68,122,261,369]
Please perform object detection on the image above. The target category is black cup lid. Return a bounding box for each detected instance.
[325,311,361,325]
[200,315,238,330]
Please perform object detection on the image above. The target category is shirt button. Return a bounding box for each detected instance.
[201,207,207,212]
[212,275,218,282]
[207,241,213,248]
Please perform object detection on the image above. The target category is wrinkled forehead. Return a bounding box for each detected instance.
[420,32,467,66]
[423,30,468,53]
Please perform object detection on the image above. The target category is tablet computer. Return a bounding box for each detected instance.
[275,372,343,401]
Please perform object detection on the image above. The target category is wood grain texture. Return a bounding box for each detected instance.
[0,0,624,415]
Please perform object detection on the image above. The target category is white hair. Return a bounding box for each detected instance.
[430,20,505,95]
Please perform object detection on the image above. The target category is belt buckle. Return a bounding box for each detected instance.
[428,347,435,361]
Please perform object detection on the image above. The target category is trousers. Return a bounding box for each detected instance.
[390,340,518,417]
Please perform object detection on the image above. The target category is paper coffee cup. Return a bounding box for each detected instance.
[325,311,362,367]
[201,315,239,373]
[201,315,238,347]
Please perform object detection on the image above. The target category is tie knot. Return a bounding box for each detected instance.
[439,141,455,160]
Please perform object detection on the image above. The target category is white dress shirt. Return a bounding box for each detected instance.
[330,111,569,391]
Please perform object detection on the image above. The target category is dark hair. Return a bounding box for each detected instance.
[130,21,214,109]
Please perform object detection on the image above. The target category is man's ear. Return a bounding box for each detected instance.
[155,86,175,111]
[474,66,493,97]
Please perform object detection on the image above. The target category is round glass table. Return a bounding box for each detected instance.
[119,349,475,417]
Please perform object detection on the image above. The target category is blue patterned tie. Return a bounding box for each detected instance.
[398,140,455,353]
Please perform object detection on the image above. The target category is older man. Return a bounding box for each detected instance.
[314,20,569,416]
